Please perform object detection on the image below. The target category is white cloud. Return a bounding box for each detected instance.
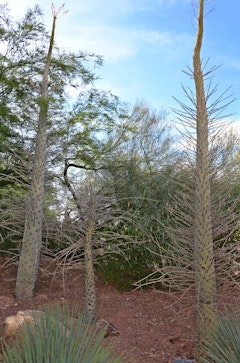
[5,0,180,24]
[63,0,178,18]
[4,0,194,65]
[56,22,194,64]
[6,0,49,17]
[4,0,192,65]
[57,25,138,62]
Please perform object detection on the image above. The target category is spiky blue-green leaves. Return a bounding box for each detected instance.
[3,305,124,363]
[203,306,240,363]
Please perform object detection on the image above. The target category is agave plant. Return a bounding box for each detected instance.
[203,306,240,363]
[3,305,123,363]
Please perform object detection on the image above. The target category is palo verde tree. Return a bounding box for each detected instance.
[101,100,180,241]
[99,100,181,280]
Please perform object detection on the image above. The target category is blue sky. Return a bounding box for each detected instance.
[5,0,240,130]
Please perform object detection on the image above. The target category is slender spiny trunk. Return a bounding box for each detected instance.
[15,15,57,299]
[193,0,217,360]
[63,167,96,323]
[84,186,96,323]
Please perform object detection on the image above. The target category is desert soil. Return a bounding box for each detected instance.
[0,256,238,363]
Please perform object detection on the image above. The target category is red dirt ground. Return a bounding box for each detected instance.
[0,256,239,363]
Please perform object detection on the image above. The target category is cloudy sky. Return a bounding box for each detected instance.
[5,0,240,129]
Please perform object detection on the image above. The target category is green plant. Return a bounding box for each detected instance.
[3,305,124,363]
[203,306,240,363]
[97,246,152,291]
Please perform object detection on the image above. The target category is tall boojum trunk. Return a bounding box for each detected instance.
[193,0,217,360]
[64,164,97,323]
[15,14,57,299]
[84,186,96,323]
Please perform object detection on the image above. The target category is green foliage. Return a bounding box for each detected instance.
[0,233,21,256]
[97,246,152,290]
[98,101,180,273]
[203,306,240,363]
[0,4,113,262]
[3,305,124,363]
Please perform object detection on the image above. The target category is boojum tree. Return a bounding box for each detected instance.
[192,0,217,359]
[15,5,65,299]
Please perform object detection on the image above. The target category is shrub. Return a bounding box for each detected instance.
[203,306,240,363]
[3,305,124,363]
[97,246,152,290]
